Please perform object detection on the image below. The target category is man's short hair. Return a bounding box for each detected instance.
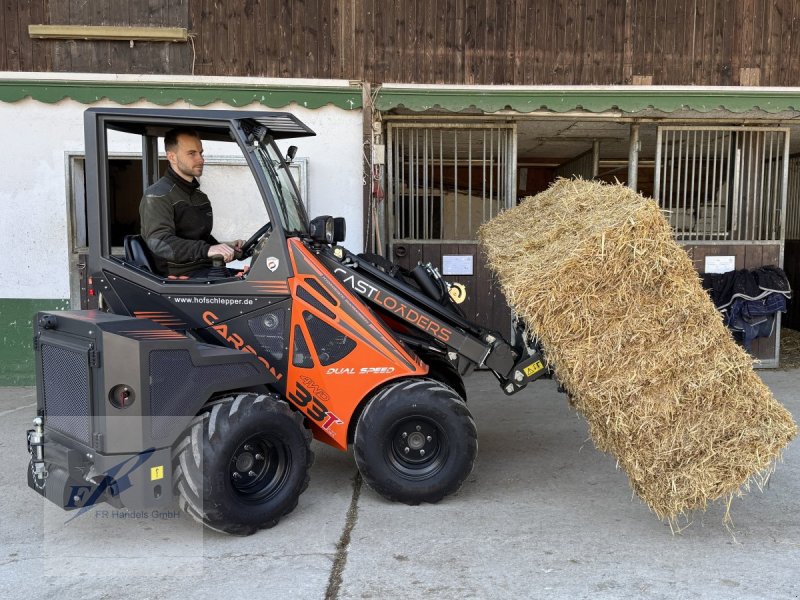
[164,127,201,153]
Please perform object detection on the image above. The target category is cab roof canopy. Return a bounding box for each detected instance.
[85,107,316,142]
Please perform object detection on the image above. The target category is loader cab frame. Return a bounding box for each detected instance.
[83,108,315,295]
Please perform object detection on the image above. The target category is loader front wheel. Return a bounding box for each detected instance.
[354,378,477,505]
[173,393,313,535]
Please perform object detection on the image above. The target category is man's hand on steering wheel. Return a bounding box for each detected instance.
[208,242,236,262]
[239,222,273,258]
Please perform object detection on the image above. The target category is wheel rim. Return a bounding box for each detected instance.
[228,434,289,503]
[387,416,448,480]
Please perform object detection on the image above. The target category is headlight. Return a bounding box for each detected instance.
[309,215,334,243]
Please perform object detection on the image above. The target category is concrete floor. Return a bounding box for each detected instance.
[0,370,798,600]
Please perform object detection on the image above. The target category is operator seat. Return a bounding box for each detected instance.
[123,235,157,273]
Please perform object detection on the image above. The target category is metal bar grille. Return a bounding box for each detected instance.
[654,126,789,243]
[387,123,516,241]
[554,147,598,180]
[787,156,800,241]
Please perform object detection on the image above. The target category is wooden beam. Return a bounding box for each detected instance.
[28,24,187,42]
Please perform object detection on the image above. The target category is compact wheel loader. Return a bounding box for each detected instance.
[27,108,547,535]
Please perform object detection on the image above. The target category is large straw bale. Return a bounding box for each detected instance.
[479,178,796,520]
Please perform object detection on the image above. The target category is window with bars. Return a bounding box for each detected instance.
[388,124,516,241]
[654,127,789,243]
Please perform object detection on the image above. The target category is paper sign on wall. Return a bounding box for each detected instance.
[442,255,474,276]
[704,255,736,274]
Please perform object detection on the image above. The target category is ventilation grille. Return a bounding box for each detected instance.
[304,312,356,366]
[41,344,91,444]
[297,285,336,319]
[305,278,337,306]
[292,325,314,368]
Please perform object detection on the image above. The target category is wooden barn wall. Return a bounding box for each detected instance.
[1,0,191,74]
[3,0,800,86]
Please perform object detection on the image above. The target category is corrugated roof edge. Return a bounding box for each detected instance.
[375,85,800,114]
[0,73,362,110]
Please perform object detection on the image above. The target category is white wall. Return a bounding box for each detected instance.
[0,97,363,299]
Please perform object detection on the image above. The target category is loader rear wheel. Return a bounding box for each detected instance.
[354,378,477,505]
[173,393,313,536]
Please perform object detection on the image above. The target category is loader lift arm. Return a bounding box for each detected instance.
[317,245,547,394]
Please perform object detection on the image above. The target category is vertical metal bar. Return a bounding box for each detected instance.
[654,128,663,201]
[440,130,445,239]
[423,129,428,240]
[468,130,473,237]
[702,130,711,240]
[482,130,486,225]
[741,131,749,242]
[491,128,496,219]
[766,131,774,240]
[496,128,503,218]
[723,131,732,240]
[780,130,790,259]
[761,131,768,240]
[689,130,697,240]
[510,124,518,210]
[755,131,764,241]
[387,125,395,246]
[496,127,500,218]
[407,129,412,239]
[749,130,756,241]
[710,130,719,237]
[732,140,741,241]
[702,130,709,239]
[404,129,410,239]
[397,128,402,239]
[740,131,746,242]
[418,128,423,239]
[735,131,743,242]
[419,129,423,239]
[750,130,757,241]
[774,131,781,240]
[774,132,782,240]
[420,128,433,240]
[669,129,677,220]
[432,130,438,239]
[663,129,669,211]
[675,130,682,227]
[405,129,410,240]
[488,128,494,223]
[496,127,501,218]
[454,129,459,240]
[411,129,417,239]
[681,131,689,236]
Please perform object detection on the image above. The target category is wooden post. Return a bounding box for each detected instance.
[628,123,640,191]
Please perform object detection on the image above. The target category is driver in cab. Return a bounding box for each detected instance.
[140,127,243,278]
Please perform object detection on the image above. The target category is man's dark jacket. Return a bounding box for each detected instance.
[140,167,218,276]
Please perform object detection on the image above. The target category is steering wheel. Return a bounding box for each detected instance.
[239,222,273,258]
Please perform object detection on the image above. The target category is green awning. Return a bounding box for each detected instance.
[0,76,362,110]
[375,85,800,115]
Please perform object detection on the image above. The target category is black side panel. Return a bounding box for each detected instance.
[149,349,263,440]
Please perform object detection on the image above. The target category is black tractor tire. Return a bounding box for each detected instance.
[354,378,477,505]
[173,393,313,536]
